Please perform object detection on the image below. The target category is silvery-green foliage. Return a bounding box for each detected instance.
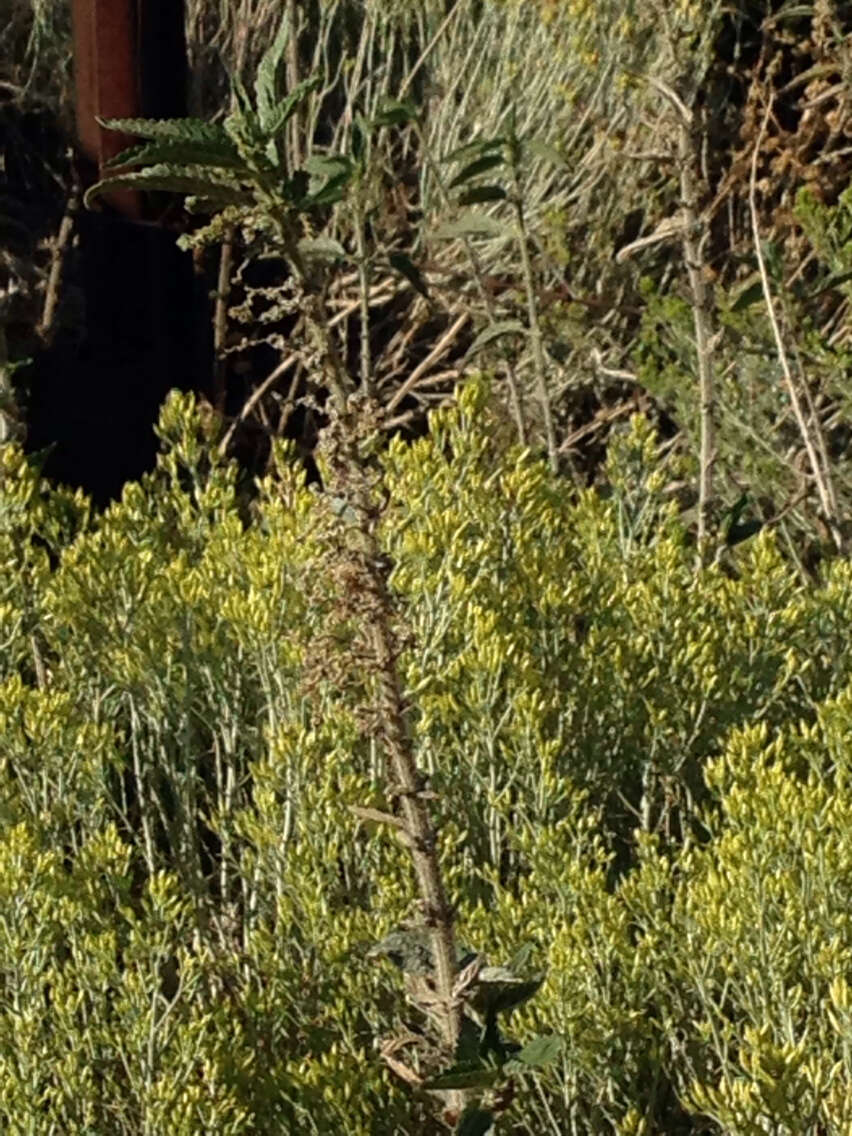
[2,384,852,1130]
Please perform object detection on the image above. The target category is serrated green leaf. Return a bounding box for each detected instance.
[432,213,513,240]
[727,520,763,546]
[303,155,354,204]
[83,165,247,210]
[546,339,571,363]
[449,154,505,189]
[457,186,507,206]
[183,195,248,216]
[466,321,525,358]
[282,169,310,204]
[455,1107,495,1136]
[721,493,749,535]
[96,117,228,146]
[266,75,322,139]
[388,252,430,298]
[103,138,243,172]
[367,928,476,976]
[255,14,291,131]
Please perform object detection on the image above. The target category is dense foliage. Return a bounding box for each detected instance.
[4,2,852,1131]
[4,1,852,556]
[2,385,852,1132]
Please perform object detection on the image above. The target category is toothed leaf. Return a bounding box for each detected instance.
[103,138,243,172]
[96,117,228,146]
[255,14,291,131]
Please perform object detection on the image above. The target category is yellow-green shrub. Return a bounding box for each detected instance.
[1,384,852,1132]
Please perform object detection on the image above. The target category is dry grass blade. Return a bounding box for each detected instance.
[749,97,843,553]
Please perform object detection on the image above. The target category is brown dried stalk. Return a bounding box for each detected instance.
[749,98,843,553]
[293,246,463,1076]
[212,229,235,414]
[36,182,79,346]
[321,404,462,1053]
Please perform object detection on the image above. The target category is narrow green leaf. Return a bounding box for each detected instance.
[388,252,430,298]
[103,138,243,172]
[423,1065,502,1091]
[730,280,764,313]
[230,76,254,120]
[773,4,817,18]
[454,1017,485,1066]
[306,173,352,206]
[370,99,417,128]
[466,320,525,358]
[442,137,507,165]
[432,213,513,240]
[507,1034,563,1069]
[266,75,322,138]
[255,14,290,130]
[809,269,852,299]
[304,154,353,180]
[83,165,247,210]
[526,139,569,170]
[96,117,227,146]
[760,239,783,283]
[449,154,505,189]
[351,115,370,163]
[297,236,347,263]
[471,967,546,1017]
[457,185,507,206]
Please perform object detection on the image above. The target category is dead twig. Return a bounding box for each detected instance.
[385,311,470,414]
[36,179,79,345]
[749,98,842,552]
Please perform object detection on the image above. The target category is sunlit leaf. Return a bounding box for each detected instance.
[466,321,525,358]
[449,154,505,189]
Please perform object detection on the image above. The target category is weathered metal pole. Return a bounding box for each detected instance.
[71,0,188,218]
[33,0,209,505]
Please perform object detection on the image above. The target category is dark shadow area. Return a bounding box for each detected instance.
[24,211,212,507]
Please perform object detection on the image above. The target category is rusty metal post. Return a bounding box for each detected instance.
[33,0,211,506]
[71,0,188,218]
[71,0,142,217]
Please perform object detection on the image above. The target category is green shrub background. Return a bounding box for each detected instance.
[2,384,852,1133]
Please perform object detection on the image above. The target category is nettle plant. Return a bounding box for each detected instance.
[86,22,559,1134]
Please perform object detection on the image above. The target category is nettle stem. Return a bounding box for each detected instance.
[362,520,461,1050]
[304,284,462,1057]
